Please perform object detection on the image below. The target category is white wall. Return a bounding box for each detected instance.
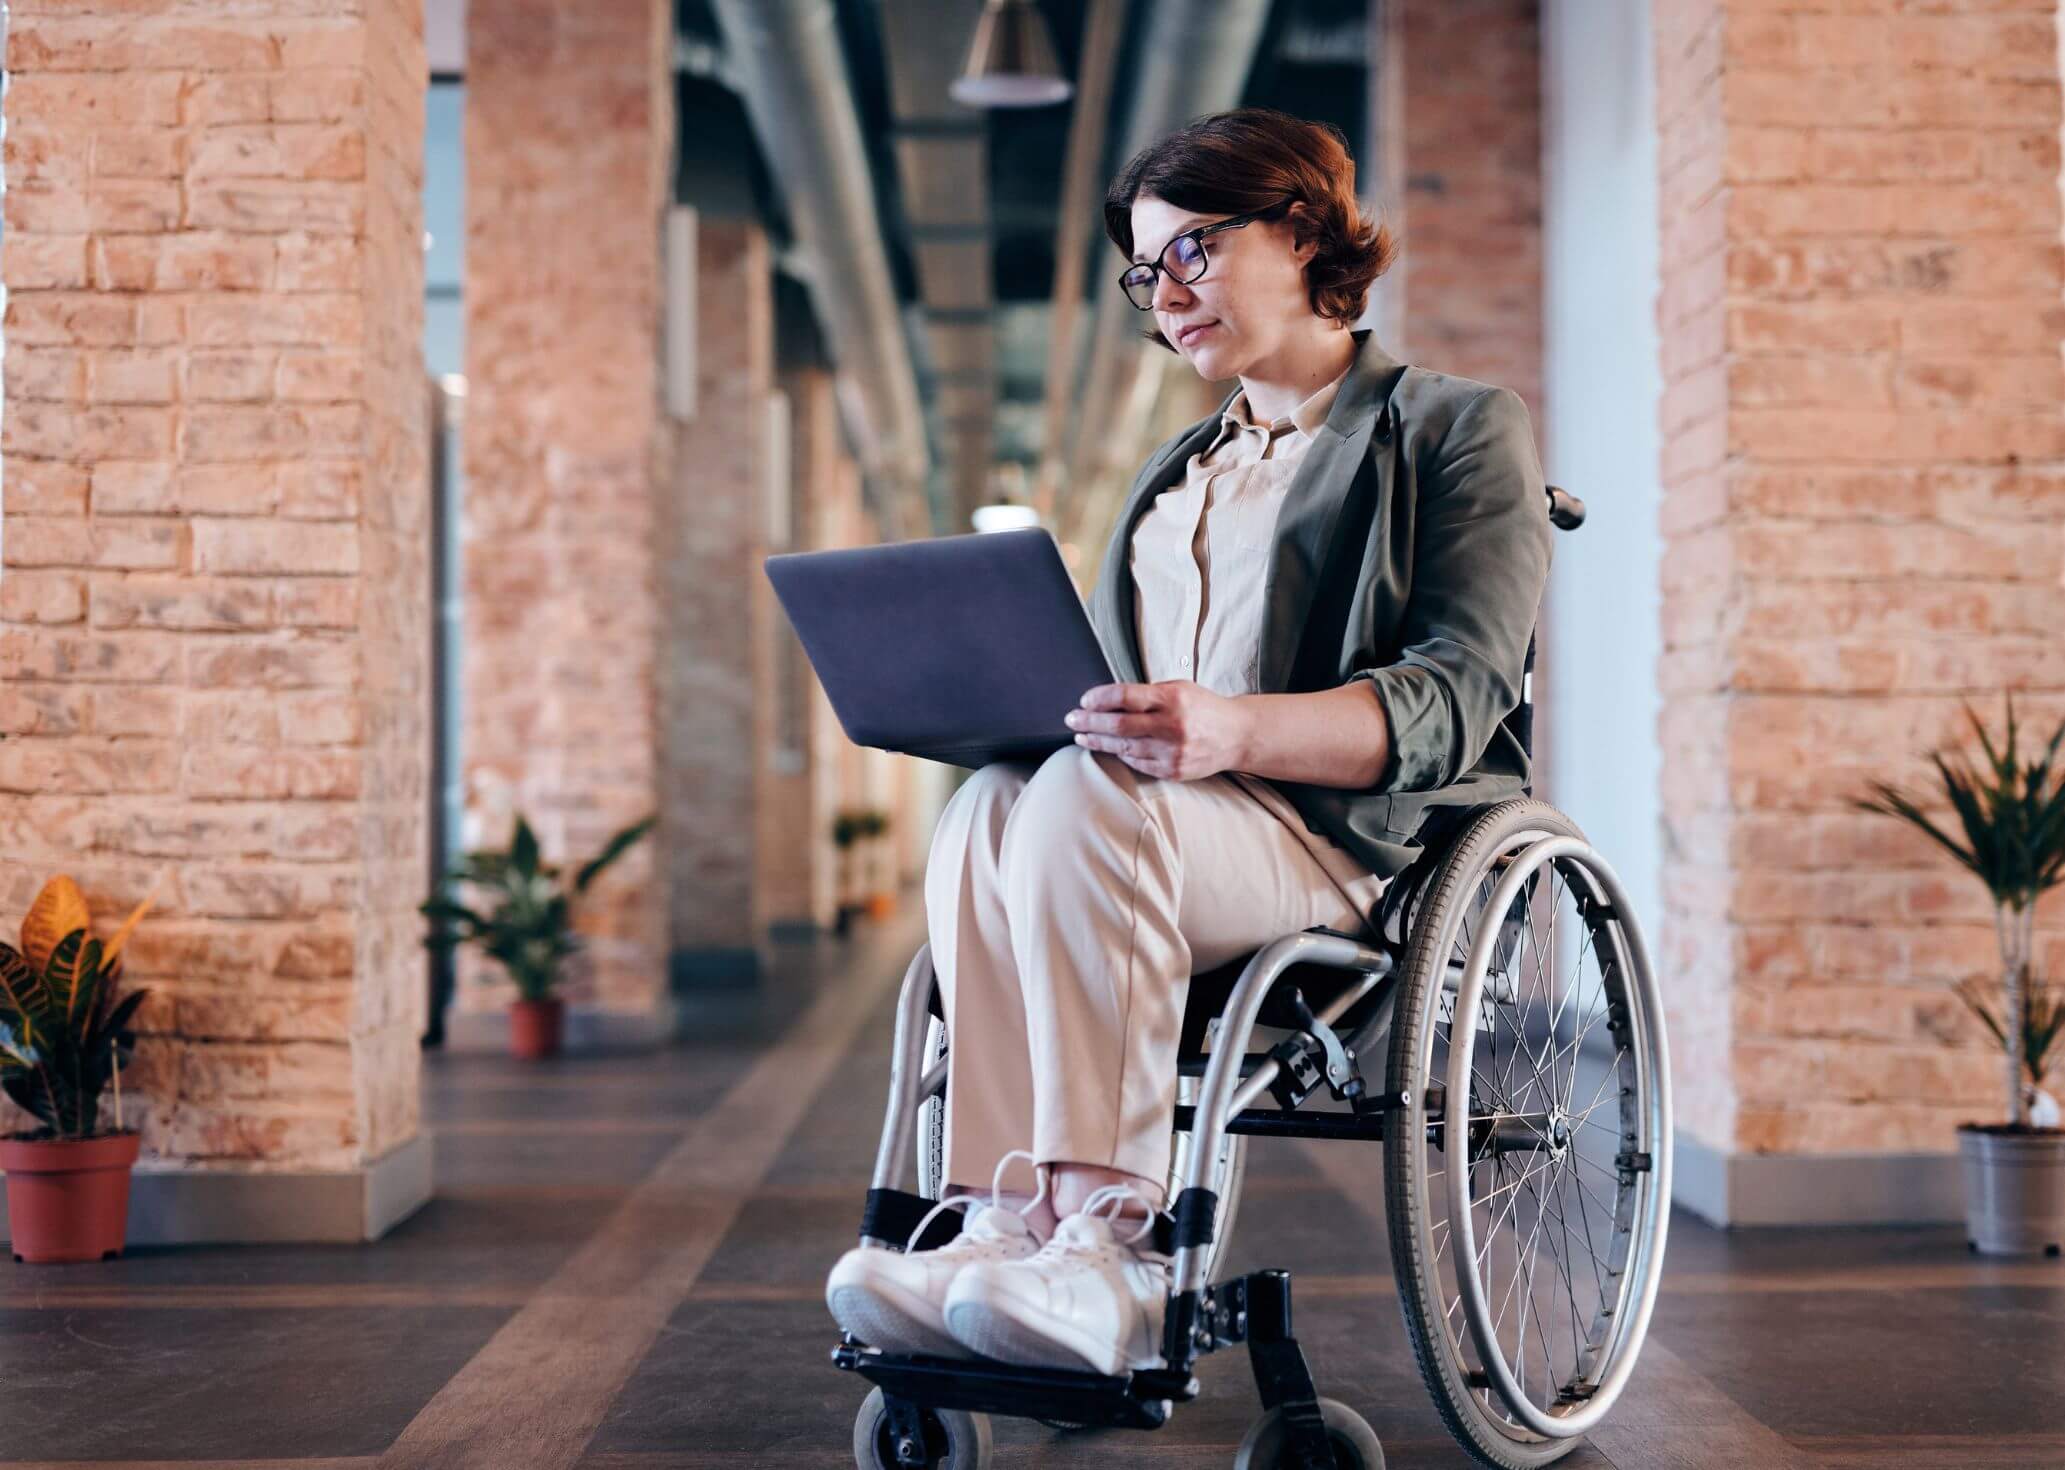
[427,0,466,75]
[1541,1,1664,943]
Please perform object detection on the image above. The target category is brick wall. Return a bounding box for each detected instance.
[461,0,671,1015]
[762,366,837,931]
[1371,0,1556,810]
[1382,0,1544,413]
[662,215,769,971]
[0,0,429,1170]
[1655,0,2065,1156]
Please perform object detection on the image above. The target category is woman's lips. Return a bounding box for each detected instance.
[1177,321,1216,346]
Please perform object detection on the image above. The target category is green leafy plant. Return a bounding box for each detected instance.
[1954,974,2065,1113]
[1853,693,2065,1129]
[0,876,154,1141]
[419,812,655,1002]
[832,808,890,848]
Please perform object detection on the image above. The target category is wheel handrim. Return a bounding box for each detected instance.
[1416,831,1672,1443]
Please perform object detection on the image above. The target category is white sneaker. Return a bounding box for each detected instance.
[826,1150,1048,1357]
[943,1183,1172,1376]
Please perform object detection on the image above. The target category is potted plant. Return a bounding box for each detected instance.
[0,876,154,1264]
[420,812,654,1060]
[860,808,896,919]
[832,809,867,936]
[1853,693,2065,1255]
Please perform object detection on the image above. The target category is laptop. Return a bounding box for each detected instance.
[764,527,1117,770]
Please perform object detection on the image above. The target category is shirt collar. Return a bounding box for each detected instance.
[1217,357,1355,446]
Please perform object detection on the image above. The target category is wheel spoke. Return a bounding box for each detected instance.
[1396,826,1665,1448]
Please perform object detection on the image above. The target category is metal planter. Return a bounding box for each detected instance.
[1959,1124,2065,1257]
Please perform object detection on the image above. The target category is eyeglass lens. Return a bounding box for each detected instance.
[1123,231,1209,308]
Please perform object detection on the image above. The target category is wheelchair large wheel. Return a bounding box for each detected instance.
[1383,800,1671,1469]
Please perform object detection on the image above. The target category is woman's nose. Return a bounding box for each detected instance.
[1152,270,1194,314]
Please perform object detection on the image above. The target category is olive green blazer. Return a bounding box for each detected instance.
[1085,327,1553,880]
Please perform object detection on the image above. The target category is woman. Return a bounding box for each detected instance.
[826,107,1551,1378]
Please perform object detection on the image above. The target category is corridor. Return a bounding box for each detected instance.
[5,911,2059,1469]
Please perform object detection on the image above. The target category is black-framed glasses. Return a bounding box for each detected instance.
[1118,204,1282,310]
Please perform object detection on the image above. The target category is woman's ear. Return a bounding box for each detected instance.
[1285,201,1320,266]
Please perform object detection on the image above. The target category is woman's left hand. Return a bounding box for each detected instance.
[1065,681,1250,782]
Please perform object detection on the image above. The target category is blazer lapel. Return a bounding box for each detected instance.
[1255,328,1406,693]
[1089,327,1408,691]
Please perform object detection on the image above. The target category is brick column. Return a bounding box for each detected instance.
[0,0,431,1241]
[764,364,842,934]
[1369,0,1555,805]
[1655,2,2065,1223]
[461,0,672,1024]
[809,439,867,928]
[1373,0,1544,411]
[661,214,771,985]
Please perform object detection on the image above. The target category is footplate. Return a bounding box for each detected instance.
[831,1342,1197,1430]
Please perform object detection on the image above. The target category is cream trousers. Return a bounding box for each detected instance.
[923,746,1391,1207]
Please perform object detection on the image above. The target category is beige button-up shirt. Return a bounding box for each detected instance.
[1128,362,1389,914]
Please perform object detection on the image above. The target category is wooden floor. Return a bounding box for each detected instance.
[4,907,2061,1469]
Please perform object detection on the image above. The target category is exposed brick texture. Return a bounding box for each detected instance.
[1370,1,1558,811]
[1655,0,2065,1157]
[460,0,671,1015]
[1377,0,1545,414]
[759,367,837,932]
[0,0,429,1171]
[662,215,769,962]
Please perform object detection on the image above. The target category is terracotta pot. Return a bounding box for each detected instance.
[1,1130,141,1264]
[509,997,565,1060]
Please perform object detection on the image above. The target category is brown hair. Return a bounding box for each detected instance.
[1103,107,1397,352]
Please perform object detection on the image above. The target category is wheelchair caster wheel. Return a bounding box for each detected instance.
[852,1386,992,1470]
[1234,1397,1384,1470]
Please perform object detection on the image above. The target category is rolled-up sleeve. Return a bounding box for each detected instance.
[1349,386,1551,794]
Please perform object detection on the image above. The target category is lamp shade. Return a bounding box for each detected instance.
[950,0,1072,108]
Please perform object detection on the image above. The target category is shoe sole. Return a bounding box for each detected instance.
[944,1291,1133,1377]
[827,1275,970,1359]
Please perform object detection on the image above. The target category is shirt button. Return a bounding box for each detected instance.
[1181,655,1192,668]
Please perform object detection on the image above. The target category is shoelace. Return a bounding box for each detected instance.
[1038,1182,1160,1256]
[901,1148,1049,1253]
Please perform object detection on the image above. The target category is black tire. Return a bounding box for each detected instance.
[851,1387,992,1470]
[1382,800,1607,1469]
[1233,1397,1385,1470]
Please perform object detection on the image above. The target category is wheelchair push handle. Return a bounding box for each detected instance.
[1546,482,1586,531]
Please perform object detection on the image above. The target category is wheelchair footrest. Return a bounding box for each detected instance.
[831,1342,1196,1430]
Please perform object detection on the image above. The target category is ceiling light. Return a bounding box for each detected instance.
[950,0,1071,108]
[972,502,1042,534]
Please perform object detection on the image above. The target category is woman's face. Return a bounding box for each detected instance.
[1128,193,1314,378]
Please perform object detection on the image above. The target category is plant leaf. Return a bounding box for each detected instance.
[44,928,104,1035]
[0,942,53,1037]
[574,814,655,892]
[89,989,148,1054]
[97,882,157,973]
[21,875,91,978]
[511,816,540,879]
[0,1014,43,1071]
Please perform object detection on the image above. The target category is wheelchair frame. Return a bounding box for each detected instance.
[831,483,1662,1470]
[836,901,1424,1466]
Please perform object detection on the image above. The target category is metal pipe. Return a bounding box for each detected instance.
[1048,0,1272,546]
[1171,929,1391,1295]
[1032,0,1127,529]
[708,0,938,536]
[867,944,943,1210]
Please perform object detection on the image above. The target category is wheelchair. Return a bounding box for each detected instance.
[832,486,1673,1470]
